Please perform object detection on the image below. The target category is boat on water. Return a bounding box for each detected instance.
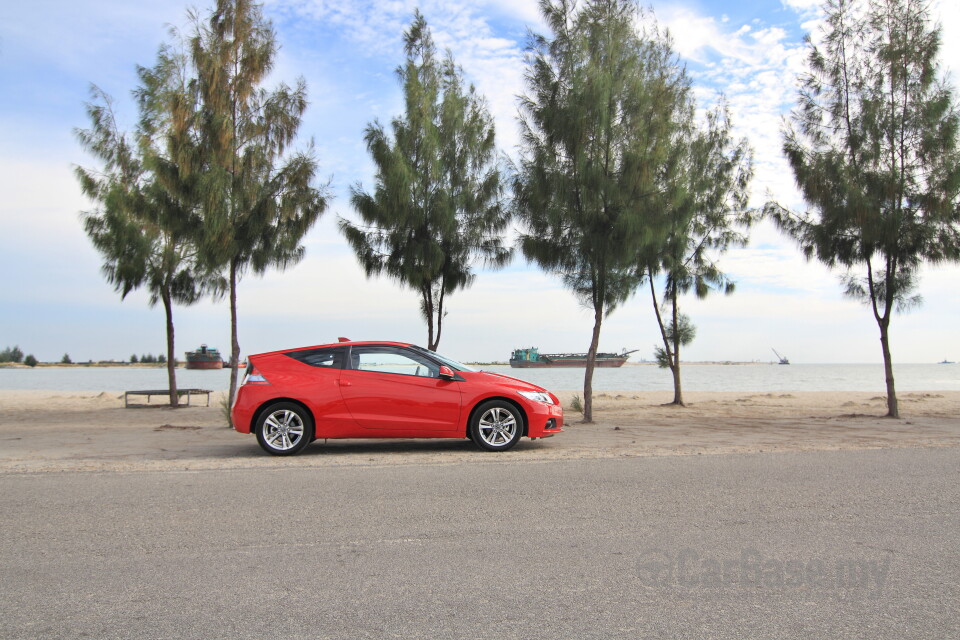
[510,347,636,368]
[185,344,224,370]
[940,359,956,364]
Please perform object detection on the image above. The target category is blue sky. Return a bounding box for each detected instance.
[1,0,958,364]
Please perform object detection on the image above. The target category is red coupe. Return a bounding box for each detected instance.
[231,340,564,455]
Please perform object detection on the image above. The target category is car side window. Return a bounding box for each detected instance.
[286,348,345,368]
[351,348,439,378]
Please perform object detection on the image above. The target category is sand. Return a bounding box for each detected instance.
[1,389,958,474]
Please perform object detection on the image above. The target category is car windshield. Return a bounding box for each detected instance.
[410,346,477,373]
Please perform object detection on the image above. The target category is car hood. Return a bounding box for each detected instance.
[460,370,549,393]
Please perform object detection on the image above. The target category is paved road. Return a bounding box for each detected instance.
[2,447,958,639]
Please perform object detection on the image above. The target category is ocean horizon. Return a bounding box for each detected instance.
[1,362,957,393]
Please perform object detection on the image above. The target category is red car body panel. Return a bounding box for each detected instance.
[339,368,462,432]
[231,341,564,443]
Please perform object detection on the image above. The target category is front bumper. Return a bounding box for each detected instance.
[527,401,564,437]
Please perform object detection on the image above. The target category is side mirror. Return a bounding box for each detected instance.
[438,365,455,380]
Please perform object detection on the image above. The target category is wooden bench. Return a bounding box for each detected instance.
[124,389,213,408]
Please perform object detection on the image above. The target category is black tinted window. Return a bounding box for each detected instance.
[286,348,345,368]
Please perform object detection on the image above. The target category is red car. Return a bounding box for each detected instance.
[232,340,564,455]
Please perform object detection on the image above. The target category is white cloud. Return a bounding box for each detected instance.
[780,0,822,17]
[657,6,810,211]
[933,0,960,81]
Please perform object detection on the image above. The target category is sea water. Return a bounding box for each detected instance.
[1,363,958,393]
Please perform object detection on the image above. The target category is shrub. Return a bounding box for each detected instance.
[24,354,38,367]
[61,353,73,364]
[570,394,584,414]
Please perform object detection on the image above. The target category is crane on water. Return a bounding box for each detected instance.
[771,348,790,365]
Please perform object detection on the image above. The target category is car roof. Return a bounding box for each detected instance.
[250,340,415,358]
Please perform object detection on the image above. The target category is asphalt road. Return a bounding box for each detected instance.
[2,447,958,639]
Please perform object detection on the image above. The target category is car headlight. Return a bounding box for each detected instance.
[518,390,554,404]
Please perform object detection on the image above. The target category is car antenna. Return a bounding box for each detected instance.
[338,337,351,343]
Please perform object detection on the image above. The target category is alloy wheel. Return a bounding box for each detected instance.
[262,409,305,451]
[477,407,518,447]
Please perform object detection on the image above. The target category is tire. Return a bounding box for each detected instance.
[469,400,523,452]
[255,402,314,456]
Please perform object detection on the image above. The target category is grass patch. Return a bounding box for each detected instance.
[220,394,233,428]
[569,394,584,415]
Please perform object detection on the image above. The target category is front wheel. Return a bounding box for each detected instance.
[469,400,523,452]
[255,402,314,456]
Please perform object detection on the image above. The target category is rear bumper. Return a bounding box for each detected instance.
[231,389,262,434]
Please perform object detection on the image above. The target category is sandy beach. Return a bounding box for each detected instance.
[1,388,958,474]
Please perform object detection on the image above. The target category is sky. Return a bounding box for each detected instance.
[1,0,958,365]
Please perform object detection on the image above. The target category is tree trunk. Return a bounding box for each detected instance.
[422,286,436,351]
[162,288,179,408]
[879,320,899,418]
[227,258,240,416]
[670,361,683,406]
[433,285,446,352]
[649,275,684,406]
[868,261,899,419]
[582,303,604,423]
[669,286,684,406]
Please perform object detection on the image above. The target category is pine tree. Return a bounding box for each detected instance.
[76,41,207,407]
[646,101,754,406]
[514,0,686,422]
[341,11,509,351]
[190,0,329,404]
[768,0,960,417]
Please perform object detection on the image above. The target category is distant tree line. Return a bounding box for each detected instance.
[1,347,171,367]
[0,346,37,367]
[129,354,167,364]
[78,0,960,419]
[0,346,24,363]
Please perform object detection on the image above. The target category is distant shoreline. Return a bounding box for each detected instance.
[4,360,777,369]
[2,360,953,370]
[473,361,782,367]
[0,362,189,369]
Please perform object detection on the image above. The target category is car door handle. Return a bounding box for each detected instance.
[339,380,352,387]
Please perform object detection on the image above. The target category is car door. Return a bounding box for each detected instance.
[338,345,462,432]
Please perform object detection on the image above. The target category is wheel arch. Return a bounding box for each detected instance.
[466,396,528,437]
[252,397,316,433]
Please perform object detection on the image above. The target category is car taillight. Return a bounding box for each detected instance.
[242,362,270,385]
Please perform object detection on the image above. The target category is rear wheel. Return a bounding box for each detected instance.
[255,402,314,456]
[469,400,523,452]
